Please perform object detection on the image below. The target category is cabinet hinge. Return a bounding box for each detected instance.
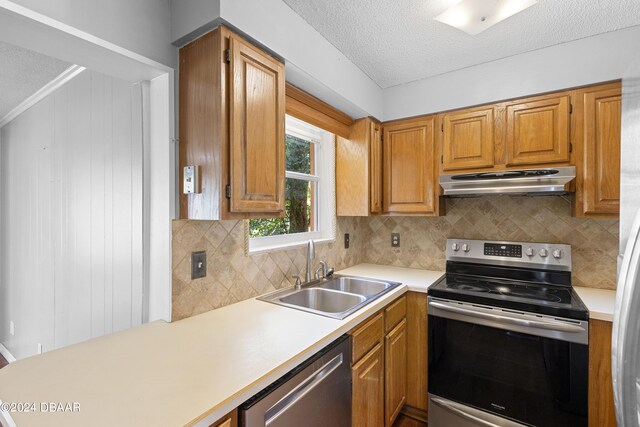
[225,184,231,199]
[569,103,573,114]
[569,143,573,153]
[224,48,231,64]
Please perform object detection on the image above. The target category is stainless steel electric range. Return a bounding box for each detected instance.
[428,239,589,427]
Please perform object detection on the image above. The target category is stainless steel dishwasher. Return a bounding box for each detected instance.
[240,335,351,427]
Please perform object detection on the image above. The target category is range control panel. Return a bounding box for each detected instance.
[446,239,572,272]
[484,243,522,258]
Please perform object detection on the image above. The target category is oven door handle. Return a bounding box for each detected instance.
[429,301,585,333]
[431,396,500,427]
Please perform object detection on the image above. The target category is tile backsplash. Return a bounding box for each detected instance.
[363,196,619,290]
[171,217,368,320]
[172,195,619,320]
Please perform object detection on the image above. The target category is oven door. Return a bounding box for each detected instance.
[428,297,588,427]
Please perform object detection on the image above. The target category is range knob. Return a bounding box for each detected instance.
[525,247,535,257]
[462,243,470,253]
[553,249,562,259]
[539,248,549,258]
[451,243,460,252]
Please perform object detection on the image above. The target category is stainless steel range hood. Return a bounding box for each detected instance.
[439,166,576,196]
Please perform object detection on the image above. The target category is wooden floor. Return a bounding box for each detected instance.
[0,353,9,369]
[393,414,428,427]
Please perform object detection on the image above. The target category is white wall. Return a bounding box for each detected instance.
[170,0,220,47]
[383,25,640,121]
[0,69,144,360]
[7,0,175,68]
[170,0,383,120]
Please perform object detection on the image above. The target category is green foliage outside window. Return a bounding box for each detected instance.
[249,135,314,237]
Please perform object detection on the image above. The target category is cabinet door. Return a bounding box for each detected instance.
[385,318,407,427]
[383,118,436,215]
[352,343,385,427]
[583,87,621,215]
[336,117,381,217]
[229,34,285,213]
[588,320,616,427]
[442,107,494,171]
[505,94,570,166]
[370,121,383,214]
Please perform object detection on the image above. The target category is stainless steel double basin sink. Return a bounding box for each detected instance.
[258,275,402,319]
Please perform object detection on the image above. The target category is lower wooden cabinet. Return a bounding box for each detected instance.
[352,343,385,427]
[385,319,407,427]
[350,295,408,427]
[589,319,617,427]
[206,408,237,427]
[404,292,429,421]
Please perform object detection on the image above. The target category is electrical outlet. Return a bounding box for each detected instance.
[344,233,350,249]
[391,233,400,247]
[9,320,15,336]
[191,251,206,279]
[37,343,43,354]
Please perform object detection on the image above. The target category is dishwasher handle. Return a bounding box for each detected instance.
[265,353,344,426]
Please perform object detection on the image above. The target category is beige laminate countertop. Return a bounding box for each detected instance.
[0,264,444,427]
[574,286,616,322]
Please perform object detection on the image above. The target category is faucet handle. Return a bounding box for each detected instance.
[315,261,330,280]
[292,274,302,288]
[325,268,335,278]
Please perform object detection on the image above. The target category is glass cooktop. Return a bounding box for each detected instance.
[429,273,588,320]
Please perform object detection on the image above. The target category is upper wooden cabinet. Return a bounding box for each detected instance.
[179,26,285,220]
[383,117,440,215]
[336,117,383,216]
[574,82,621,217]
[505,93,571,166]
[229,34,285,213]
[441,106,495,171]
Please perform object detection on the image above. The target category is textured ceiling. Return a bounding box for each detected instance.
[0,41,72,120]
[283,0,640,88]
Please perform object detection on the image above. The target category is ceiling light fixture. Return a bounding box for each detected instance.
[435,0,537,35]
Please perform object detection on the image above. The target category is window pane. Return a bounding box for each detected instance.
[249,178,316,237]
[286,135,313,174]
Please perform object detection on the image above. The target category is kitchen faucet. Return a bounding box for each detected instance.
[305,239,315,283]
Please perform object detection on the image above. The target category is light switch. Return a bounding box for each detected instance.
[183,165,200,194]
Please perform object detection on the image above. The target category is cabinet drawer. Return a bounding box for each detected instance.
[351,312,384,363]
[385,295,407,333]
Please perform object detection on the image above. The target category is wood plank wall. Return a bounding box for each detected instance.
[0,69,144,360]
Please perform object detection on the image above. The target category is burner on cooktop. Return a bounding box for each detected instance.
[449,283,491,293]
[498,288,562,303]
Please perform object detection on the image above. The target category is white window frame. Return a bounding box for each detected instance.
[248,115,336,254]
